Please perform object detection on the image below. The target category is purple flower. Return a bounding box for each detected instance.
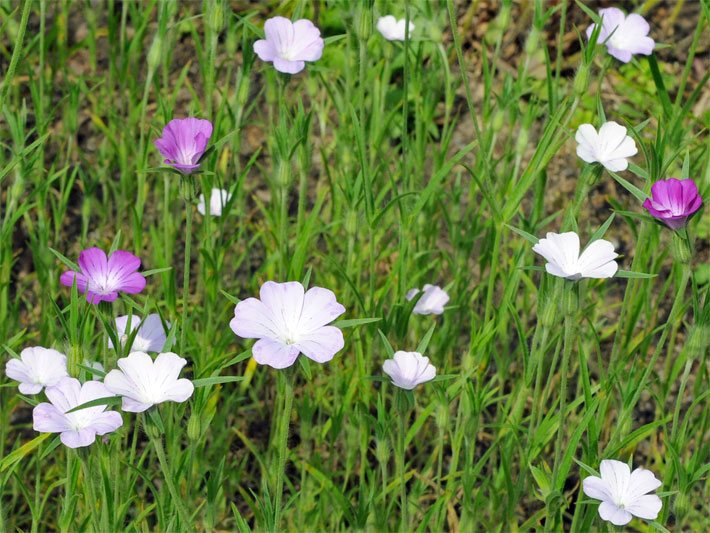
[60,247,146,304]
[154,118,213,174]
[230,281,346,369]
[586,8,655,63]
[253,17,324,74]
[33,377,123,448]
[642,178,703,230]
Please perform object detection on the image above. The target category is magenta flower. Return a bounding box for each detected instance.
[33,377,123,448]
[230,281,346,369]
[154,118,213,174]
[642,178,703,230]
[586,8,655,63]
[253,17,324,74]
[60,247,146,304]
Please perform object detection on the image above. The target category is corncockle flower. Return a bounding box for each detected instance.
[383,351,436,390]
[197,188,232,217]
[253,17,324,74]
[376,15,415,41]
[583,459,662,526]
[154,118,214,174]
[586,8,655,63]
[642,178,703,230]
[108,314,168,353]
[33,377,123,448]
[104,352,194,413]
[60,247,146,304]
[405,285,449,315]
[575,121,638,172]
[533,232,618,280]
[5,347,68,394]
[230,281,346,369]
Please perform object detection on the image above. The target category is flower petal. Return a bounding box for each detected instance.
[251,338,300,369]
[598,500,632,526]
[294,326,344,363]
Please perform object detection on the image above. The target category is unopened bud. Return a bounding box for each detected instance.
[147,36,162,73]
[524,29,539,56]
[187,412,202,441]
[573,64,590,96]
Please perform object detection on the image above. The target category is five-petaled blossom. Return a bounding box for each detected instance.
[376,15,415,41]
[5,346,68,394]
[230,281,346,369]
[33,377,123,448]
[583,459,662,526]
[253,17,324,74]
[532,232,618,280]
[575,121,638,172]
[154,118,214,174]
[406,285,450,315]
[383,351,436,390]
[108,314,168,353]
[586,8,655,63]
[103,352,194,413]
[642,178,703,230]
[197,188,232,217]
[60,247,146,304]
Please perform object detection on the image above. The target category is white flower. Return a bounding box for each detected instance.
[108,314,168,353]
[575,121,638,172]
[406,284,450,315]
[382,351,436,390]
[230,281,346,369]
[103,352,194,413]
[5,347,69,394]
[33,377,123,448]
[532,232,618,280]
[376,15,414,41]
[586,8,655,63]
[197,188,232,217]
[583,460,662,526]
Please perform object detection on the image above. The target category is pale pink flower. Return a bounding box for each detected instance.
[253,17,324,74]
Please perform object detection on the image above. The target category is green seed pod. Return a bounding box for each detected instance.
[345,210,358,235]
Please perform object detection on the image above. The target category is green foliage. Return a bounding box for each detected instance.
[0,0,708,531]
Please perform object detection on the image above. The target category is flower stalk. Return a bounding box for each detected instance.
[180,176,195,352]
[272,369,295,529]
[145,415,192,529]
[394,389,411,529]
[548,282,578,528]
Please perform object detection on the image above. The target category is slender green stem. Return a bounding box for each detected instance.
[147,424,192,529]
[548,283,578,529]
[395,391,409,530]
[272,370,294,529]
[180,178,194,352]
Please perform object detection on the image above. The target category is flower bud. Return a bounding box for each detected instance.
[147,35,162,73]
[187,412,202,441]
[673,492,689,521]
[492,109,505,133]
[524,29,539,56]
[208,1,224,33]
[573,64,590,96]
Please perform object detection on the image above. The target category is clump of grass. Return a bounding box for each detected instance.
[1,1,708,531]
